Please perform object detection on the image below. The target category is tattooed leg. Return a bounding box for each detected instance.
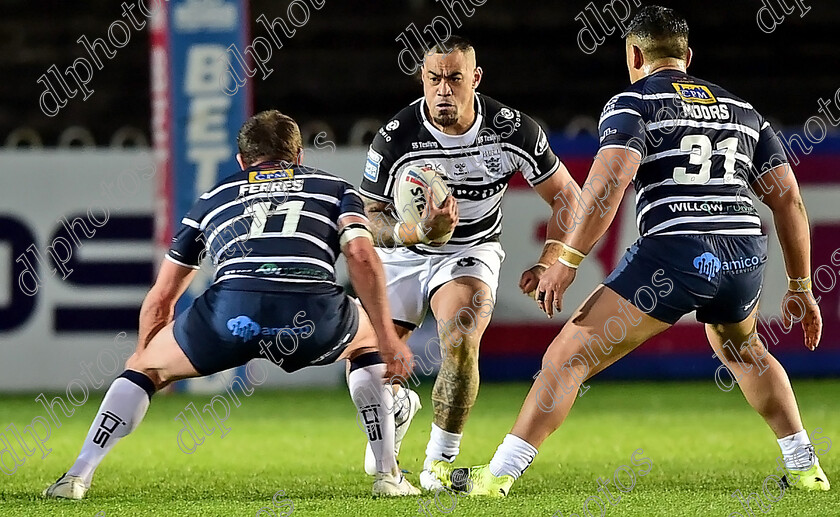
[431,313,482,432]
[426,277,494,461]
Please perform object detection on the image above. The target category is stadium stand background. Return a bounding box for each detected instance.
[3,0,840,147]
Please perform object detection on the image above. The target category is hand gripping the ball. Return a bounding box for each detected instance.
[421,193,459,244]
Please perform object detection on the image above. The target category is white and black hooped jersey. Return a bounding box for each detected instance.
[360,93,560,254]
[166,162,367,292]
[598,69,788,237]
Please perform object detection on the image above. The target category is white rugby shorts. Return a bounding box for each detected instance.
[376,242,504,329]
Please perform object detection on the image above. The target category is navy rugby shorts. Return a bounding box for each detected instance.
[173,283,359,375]
[604,234,768,325]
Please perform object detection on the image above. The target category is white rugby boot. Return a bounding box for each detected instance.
[372,471,421,497]
[42,473,88,500]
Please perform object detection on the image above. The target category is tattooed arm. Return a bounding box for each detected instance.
[363,197,401,248]
[363,195,459,248]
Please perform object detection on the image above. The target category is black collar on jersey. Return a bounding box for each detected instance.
[650,67,687,79]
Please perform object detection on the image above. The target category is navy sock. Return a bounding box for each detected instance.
[118,370,156,400]
[349,352,384,372]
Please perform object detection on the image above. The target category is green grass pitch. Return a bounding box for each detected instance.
[0,380,837,516]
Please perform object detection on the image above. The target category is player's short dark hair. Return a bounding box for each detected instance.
[428,35,474,56]
[237,110,302,165]
[626,6,689,61]
[418,36,476,81]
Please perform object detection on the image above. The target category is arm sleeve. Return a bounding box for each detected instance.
[359,130,398,203]
[166,220,204,269]
[339,186,369,222]
[165,199,209,269]
[751,116,789,182]
[597,94,646,157]
[517,114,561,187]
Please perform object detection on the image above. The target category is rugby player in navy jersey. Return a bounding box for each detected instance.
[44,110,420,499]
[432,7,830,496]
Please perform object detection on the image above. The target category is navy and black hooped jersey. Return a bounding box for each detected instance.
[166,162,367,291]
[360,93,560,254]
[598,69,788,237]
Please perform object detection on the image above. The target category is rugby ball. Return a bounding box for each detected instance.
[393,165,454,245]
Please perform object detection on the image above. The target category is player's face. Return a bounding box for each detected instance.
[421,51,480,129]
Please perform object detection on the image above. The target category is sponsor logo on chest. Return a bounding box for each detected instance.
[411,141,439,150]
[672,82,717,104]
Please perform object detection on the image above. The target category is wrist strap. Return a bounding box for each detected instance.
[787,276,812,292]
[544,240,587,268]
[557,257,579,270]
[557,243,586,268]
[394,221,430,245]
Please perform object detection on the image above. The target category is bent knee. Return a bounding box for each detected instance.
[740,341,770,364]
[124,352,143,371]
[720,339,768,365]
[125,354,168,389]
[542,328,590,365]
[438,304,483,337]
[541,350,591,380]
[439,324,479,350]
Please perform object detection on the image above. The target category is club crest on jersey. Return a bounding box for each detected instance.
[672,83,717,104]
[249,169,294,183]
[483,148,502,175]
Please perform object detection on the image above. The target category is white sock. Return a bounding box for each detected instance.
[392,385,409,423]
[424,423,462,469]
[489,434,538,480]
[67,375,152,485]
[778,429,816,470]
[348,363,398,474]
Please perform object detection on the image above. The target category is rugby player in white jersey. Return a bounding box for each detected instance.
[359,36,580,489]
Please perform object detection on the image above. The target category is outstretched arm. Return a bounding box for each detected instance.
[519,161,581,296]
[340,215,413,378]
[536,147,640,317]
[754,164,822,350]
